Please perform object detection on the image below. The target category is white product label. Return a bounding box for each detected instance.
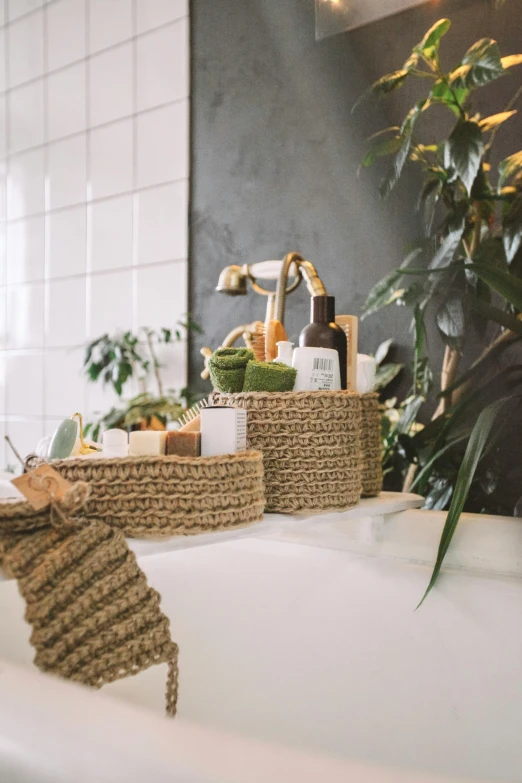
[310,357,335,391]
[236,411,247,451]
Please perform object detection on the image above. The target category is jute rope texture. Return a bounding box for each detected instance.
[360,393,383,497]
[210,391,363,513]
[48,451,265,537]
[0,482,179,716]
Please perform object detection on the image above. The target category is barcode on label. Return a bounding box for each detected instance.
[313,358,334,371]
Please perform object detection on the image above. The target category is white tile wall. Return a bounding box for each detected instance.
[0,0,190,467]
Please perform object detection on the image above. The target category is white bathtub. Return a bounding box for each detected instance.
[2,493,522,782]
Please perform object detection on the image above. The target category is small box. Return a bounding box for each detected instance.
[200,406,247,457]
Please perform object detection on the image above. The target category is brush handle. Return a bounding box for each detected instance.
[179,415,201,433]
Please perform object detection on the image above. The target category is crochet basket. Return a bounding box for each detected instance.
[360,393,383,497]
[210,390,362,514]
[49,451,265,538]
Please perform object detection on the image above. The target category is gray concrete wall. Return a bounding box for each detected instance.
[189,0,522,393]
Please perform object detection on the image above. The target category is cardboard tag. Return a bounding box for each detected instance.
[12,465,73,511]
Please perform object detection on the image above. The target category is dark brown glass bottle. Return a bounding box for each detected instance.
[299,296,347,390]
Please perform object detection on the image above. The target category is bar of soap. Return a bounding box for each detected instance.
[129,430,167,456]
[166,431,201,457]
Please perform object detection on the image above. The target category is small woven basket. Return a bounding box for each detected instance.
[210,390,362,514]
[360,393,383,497]
[49,451,265,538]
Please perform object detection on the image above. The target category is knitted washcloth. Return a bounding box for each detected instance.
[209,348,254,393]
[0,483,179,716]
[243,360,297,393]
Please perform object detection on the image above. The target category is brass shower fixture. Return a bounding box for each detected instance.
[200,252,327,380]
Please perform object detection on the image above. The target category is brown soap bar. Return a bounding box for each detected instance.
[166,431,201,457]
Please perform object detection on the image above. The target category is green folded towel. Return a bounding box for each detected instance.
[243,360,297,393]
[209,348,254,393]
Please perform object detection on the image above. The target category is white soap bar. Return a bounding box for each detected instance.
[103,428,129,457]
[356,354,377,394]
[200,407,247,457]
[128,430,167,456]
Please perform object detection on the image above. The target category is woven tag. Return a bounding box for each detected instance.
[12,465,73,511]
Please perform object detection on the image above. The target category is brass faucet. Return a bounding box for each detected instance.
[200,253,327,380]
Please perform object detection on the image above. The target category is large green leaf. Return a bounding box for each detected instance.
[375,362,403,390]
[430,79,469,116]
[498,150,522,191]
[472,236,508,270]
[429,216,465,269]
[436,294,466,342]
[353,70,408,111]
[415,19,451,53]
[361,135,403,168]
[418,397,511,606]
[411,436,469,493]
[479,110,517,132]
[440,334,520,400]
[379,100,428,198]
[450,38,505,89]
[418,178,443,236]
[375,338,393,365]
[423,478,454,511]
[465,295,522,334]
[503,197,522,263]
[398,396,424,435]
[468,262,522,309]
[444,120,484,194]
[362,268,405,317]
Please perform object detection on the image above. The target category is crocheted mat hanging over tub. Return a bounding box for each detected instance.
[0,482,178,716]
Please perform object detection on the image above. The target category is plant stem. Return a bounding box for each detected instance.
[433,345,460,418]
[145,330,164,397]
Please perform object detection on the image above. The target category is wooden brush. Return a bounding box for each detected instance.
[251,321,266,362]
[335,316,358,391]
[177,398,209,433]
[265,319,287,362]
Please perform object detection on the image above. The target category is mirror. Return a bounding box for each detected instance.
[315,0,433,39]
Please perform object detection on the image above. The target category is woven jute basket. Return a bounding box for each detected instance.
[360,393,383,497]
[48,451,265,538]
[210,390,362,514]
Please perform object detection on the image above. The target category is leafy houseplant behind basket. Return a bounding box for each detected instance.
[358,9,522,601]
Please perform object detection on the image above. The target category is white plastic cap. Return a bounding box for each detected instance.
[275,340,294,365]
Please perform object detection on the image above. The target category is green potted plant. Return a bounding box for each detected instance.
[359,13,522,600]
[84,319,201,441]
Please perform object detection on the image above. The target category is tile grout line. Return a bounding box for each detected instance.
[1,175,189,225]
[0,256,188,289]
[42,0,49,423]
[0,13,189,95]
[4,95,189,161]
[131,0,138,334]
[85,0,92,358]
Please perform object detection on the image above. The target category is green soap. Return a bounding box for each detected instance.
[243,360,297,393]
[209,347,254,393]
[48,419,78,460]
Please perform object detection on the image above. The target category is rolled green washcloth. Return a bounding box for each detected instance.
[243,360,297,393]
[209,347,254,393]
